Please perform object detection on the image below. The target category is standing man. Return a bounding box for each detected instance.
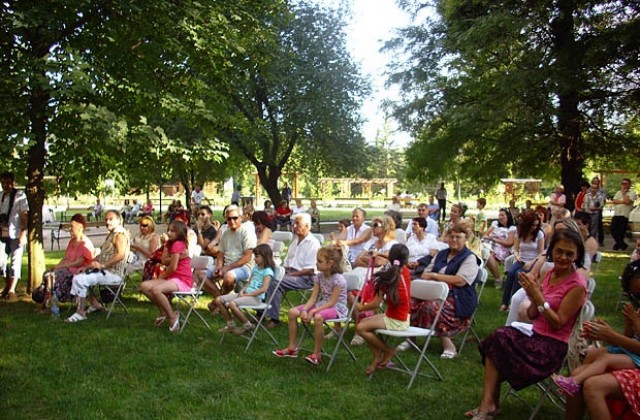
[582,179,605,239]
[435,182,447,222]
[191,185,206,208]
[610,178,637,251]
[0,172,28,300]
[66,210,130,322]
[549,184,566,223]
[338,207,373,265]
[281,183,292,206]
[200,205,256,300]
[265,213,320,329]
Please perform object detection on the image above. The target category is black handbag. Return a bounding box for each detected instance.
[31,282,47,304]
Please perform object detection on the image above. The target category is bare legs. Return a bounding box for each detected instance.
[474,356,502,416]
[356,314,396,374]
[140,279,179,326]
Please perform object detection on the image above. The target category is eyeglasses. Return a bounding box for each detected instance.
[226,216,240,221]
[199,213,207,217]
[449,234,466,241]
[140,224,150,228]
[372,222,382,228]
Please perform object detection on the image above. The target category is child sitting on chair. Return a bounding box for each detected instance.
[356,243,412,375]
[215,244,275,335]
[272,245,347,366]
[553,260,640,396]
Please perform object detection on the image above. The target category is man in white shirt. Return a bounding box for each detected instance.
[611,178,637,251]
[405,203,439,238]
[265,212,320,328]
[0,172,28,300]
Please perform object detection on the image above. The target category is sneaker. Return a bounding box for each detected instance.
[552,374,581,396]
[272,348,298,358]
[396,340,412,352]
[350,334,365,346]
[494,279,503,289]
[304,353,322,366]
[218,324,236,334]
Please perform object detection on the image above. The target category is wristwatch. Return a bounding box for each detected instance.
[537,301,551,313]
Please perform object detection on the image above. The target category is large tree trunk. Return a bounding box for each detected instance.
[552,0,585,211]
[256,164,283,206]
[26,74,49,293]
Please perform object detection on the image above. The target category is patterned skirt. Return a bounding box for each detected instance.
[479,326,567,390]
[610,369,640,417]
[410,295,471,337]
[52,267,76,302]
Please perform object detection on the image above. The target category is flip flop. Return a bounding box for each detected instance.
[376,360,396,370]
[154,316,167,327]
[169,317,180,333]
[65,312,87,323]
[464,407,501,418]
[86,306,104,314]
[440,349,457,359]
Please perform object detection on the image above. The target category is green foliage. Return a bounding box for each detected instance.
[389,0,640,191]
[0,249,632,418]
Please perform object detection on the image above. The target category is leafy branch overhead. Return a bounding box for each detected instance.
[388,0,640,194]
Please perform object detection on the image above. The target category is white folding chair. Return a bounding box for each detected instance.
[312,233,325,244]
[220,265,286,351]
[458,267,488,354]
[104,252,134,319]
[503,254,516,275]
[373,280,449,389]
[325,273,365,371]
[504,301,595,419]
[591,251,602,275]
[173,255,213,333]
[103,279,129,319]
[586,277,596,299]
[272,231,293,245]
[271,240,285,266]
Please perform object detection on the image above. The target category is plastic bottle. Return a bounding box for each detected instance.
[51,293,60,318]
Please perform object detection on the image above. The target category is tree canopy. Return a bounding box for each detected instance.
[388,0,640,199]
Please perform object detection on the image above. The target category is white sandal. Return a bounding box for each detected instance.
[65,312,87,323]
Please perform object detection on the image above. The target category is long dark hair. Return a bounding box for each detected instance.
[498,208,514,228]
[253,243,275,271]
[517,210,540,241]
[167,220,188,249]
[374,244,410,306]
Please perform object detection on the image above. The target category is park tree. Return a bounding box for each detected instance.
[388,0,640,204]
[0,1,273,290]
[194,2,371,205]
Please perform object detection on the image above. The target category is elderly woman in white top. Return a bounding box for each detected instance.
[406,217,439,263]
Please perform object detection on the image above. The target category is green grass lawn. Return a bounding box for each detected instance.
[0,250,632,419]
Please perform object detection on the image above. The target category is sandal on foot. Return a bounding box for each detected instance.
[376,360,396,370]
[168,317,180,332]
[86,306,104,314]
[440,349,457,359]
[552,374,581,396]
[154,316,167,327]
[65,313,87,323]
[465,408,500,418]
[470,412,494,420]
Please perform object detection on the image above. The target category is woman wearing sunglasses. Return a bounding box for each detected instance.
[129,216,161,271]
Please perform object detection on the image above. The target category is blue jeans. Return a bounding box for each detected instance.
[501,261,526,307]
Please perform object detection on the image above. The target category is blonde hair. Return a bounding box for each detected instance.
[318,245,344,274]
[139,216,156,233]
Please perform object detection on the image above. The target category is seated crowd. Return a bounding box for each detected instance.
[30,192,640,419]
